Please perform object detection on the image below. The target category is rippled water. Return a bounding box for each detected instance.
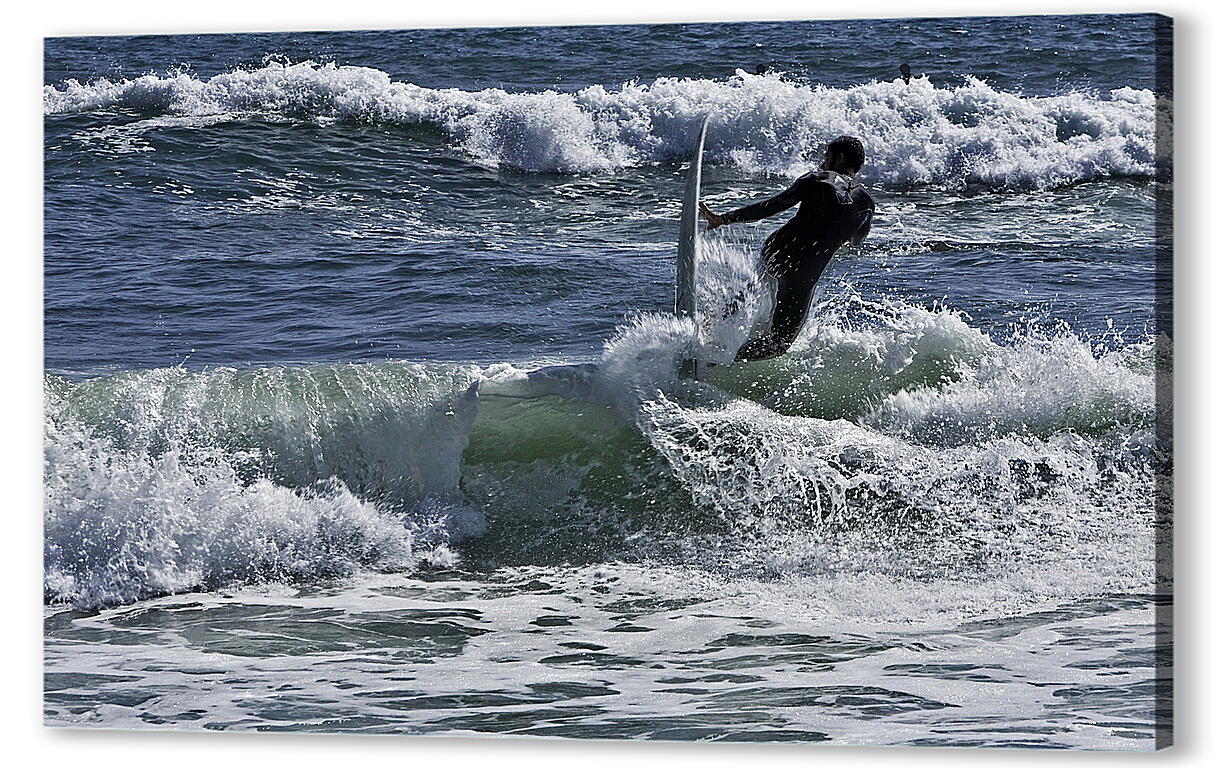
[44,14,1171,748]
[44,568,1170,747]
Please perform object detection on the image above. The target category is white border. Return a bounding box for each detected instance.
[5,1,1225,765]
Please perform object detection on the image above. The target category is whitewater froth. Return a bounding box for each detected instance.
[45,61,1162,189]
[43,289,1162,615]
[44,362,482,609]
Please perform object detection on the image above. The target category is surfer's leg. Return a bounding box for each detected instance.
[718,285,751,320]
[734,335,779,361]
[735,278,815,361]
[717,254,772,321]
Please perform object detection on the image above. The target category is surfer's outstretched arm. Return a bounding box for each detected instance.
[700,175,808,230]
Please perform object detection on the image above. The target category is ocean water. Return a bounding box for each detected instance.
[43,14,1172,748]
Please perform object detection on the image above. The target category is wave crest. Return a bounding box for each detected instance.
[45,62,1162,188]
[44,362,482,610]
[43,295,1163,611]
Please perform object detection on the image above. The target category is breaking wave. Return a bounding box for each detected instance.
[45,61,1163,188]
[44,363,483,609]
[44,277,1166,613]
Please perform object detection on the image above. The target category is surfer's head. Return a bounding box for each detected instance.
[823,136,865,175]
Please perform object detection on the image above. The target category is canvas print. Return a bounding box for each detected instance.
[44,13,1173,748]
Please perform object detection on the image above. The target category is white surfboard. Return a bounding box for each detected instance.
[481,115,712,400]
[676,115,710,379]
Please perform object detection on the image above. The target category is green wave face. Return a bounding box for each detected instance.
[44,294,1164,611]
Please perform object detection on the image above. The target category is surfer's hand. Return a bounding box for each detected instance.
[699,202,725,230]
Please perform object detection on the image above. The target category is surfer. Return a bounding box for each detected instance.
[699,135,874,361]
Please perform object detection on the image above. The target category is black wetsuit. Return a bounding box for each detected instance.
[722,170,874,360]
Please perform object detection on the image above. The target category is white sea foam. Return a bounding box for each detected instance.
[864,326,1157,444]
[626,284,1160,612]
[45,61,1162,188]
[641,392,1158,608]
[43,293,1162,612]
[44,363,482,609]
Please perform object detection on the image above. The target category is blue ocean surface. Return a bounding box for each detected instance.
[43,15,1171,748]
